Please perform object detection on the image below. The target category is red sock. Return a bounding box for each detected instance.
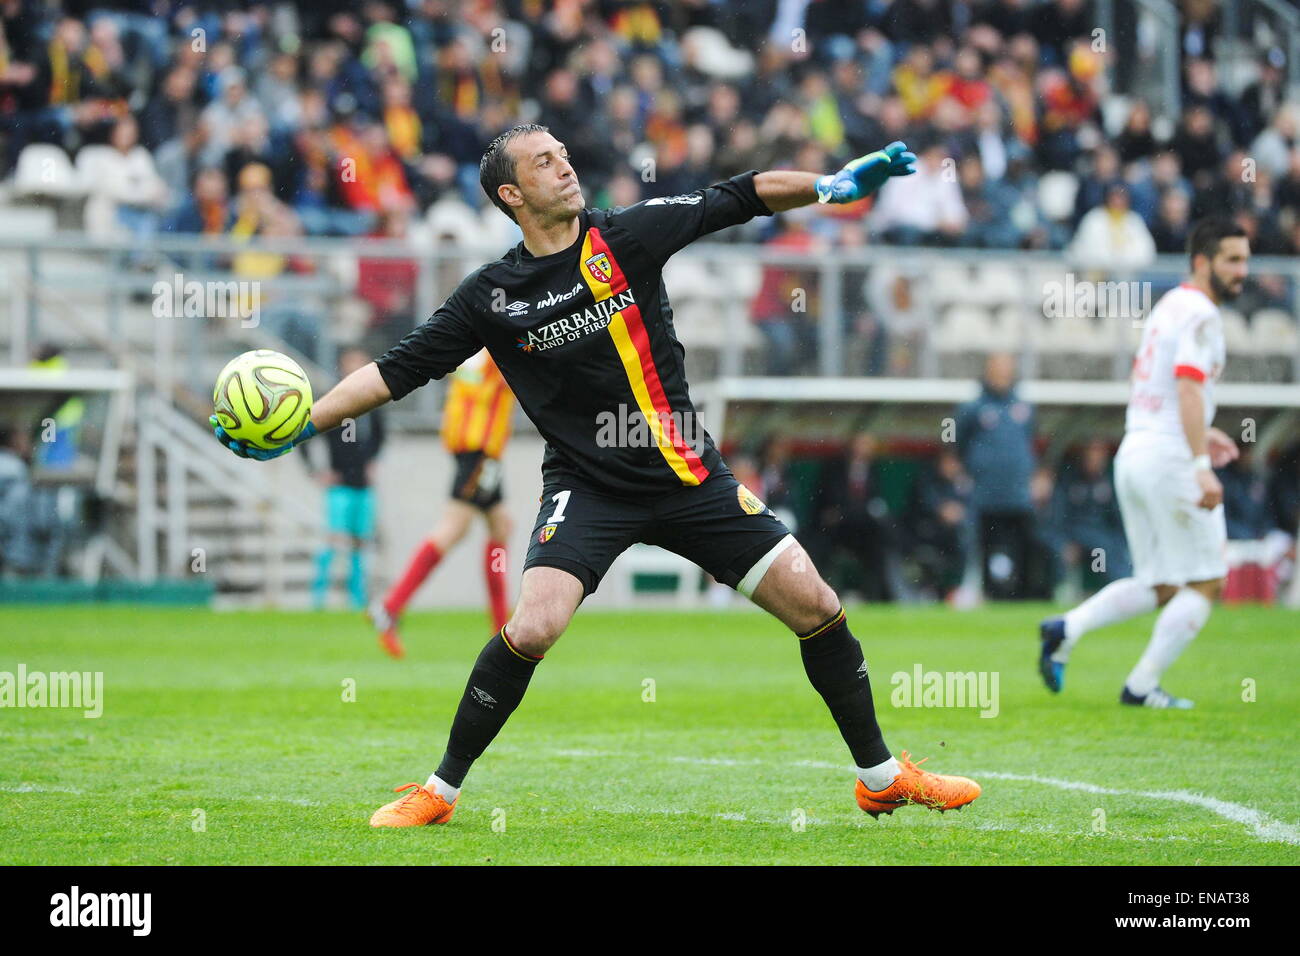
[385,540,442,616]
[484,539,509,633]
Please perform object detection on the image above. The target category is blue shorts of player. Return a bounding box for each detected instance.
[326,486,376,538]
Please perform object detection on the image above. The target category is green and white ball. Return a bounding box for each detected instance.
[212,349,313,450]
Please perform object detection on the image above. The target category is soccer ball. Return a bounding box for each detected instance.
[212,349,313,450]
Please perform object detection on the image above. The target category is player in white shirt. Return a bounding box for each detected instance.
[1038,218,1250,708]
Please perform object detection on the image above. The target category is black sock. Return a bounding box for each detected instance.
[798,608,891,769]
[435,627,542,788]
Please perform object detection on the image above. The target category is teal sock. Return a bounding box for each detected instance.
[348,549,367,609]
[313,548,335,606]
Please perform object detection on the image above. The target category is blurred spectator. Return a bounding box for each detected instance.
[749,211,822,375]
[1183,57,1249,147]
[1035,41,1102,170]
[1249,102,1298,180]
[1240,47,1288,144]
[1069,183,1156,269]
[958,152,1021,247]
[311,347,386,609]
[1052,439,1132,584]
[1218,451,1272,541]
[1115,100,1158,165]
[166,166,232,234]
[904,447,973,599]
[756,434,798,531]
[1129,149,1193,226]
[1031,0,1095,67]
[1150,187,1192,254]
[84,114,170,242]
[1072,144,1121,226]
[139,64,199,151]
[1267,442,1300,589]
[28,343,83,470]
[955,353,1038,600]
[0,424,62,577]
[869,139,968,245]
[0,425,35,575]
[866,263,928,376]
[1270,442,1300,538]
[356,205,419,354]
[199,66,264,168]
[1170,104,1222,185]
[816,433,896,602]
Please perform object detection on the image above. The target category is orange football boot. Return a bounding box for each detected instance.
[369,782,457,828]
[855,750,981,818]
[378,629,404,659]
[367,601,405,659]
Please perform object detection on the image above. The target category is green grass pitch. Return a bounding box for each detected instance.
[1,602,1297,865]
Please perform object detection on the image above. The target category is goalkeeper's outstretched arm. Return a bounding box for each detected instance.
[310,361,392,433]
[754,142,918,212]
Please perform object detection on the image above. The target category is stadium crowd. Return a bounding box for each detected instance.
[1,0,1297,256]
[1,1,1297,598]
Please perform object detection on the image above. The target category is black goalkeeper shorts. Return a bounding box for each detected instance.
[450,451,505,510]
[523,467,794,597]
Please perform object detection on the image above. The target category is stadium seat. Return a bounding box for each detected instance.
[1051,313,1114,355]
[1219,307,1252,353]
[1250,309,1299,356]
[934,304,992,352]
[13,144,83,199]
[73,145,118,193]
[927,263,973,305]
[426,198,482,245]
[663,257,717,299]
[1037,171,1079,222]
[726,258,763,299]
[967,264,1021,306]
[990,304,1031,350]
[0,202,58,238]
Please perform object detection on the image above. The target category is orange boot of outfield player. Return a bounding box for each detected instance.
[369,782,457,827]
[855,750,982,818]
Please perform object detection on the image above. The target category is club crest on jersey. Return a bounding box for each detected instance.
[737,483,768,516]
[584,252,612,284]
[538,523,558,543]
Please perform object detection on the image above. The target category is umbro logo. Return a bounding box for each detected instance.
[471,686,497,708]
[857,661,869,678]
[505,300,530,316]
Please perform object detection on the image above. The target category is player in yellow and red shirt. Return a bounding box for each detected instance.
[367,349,515,658]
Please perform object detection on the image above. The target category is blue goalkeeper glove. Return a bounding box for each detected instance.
[815,141,917,204]
[208,416,318,461]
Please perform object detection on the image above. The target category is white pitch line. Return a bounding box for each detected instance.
[971,771,1300,846]
[535,748,1300,845]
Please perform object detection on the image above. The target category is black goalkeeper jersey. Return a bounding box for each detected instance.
[375,170,774,495]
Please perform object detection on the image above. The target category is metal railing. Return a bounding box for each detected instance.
[3,233,1299,393]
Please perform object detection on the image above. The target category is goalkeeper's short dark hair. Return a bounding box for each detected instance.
[480,123,550,222]
[1187,217,1247,267]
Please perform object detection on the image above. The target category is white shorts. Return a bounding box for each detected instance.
[1115,435,1227,587]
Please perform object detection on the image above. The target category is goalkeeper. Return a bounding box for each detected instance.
[211,131,984,826]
